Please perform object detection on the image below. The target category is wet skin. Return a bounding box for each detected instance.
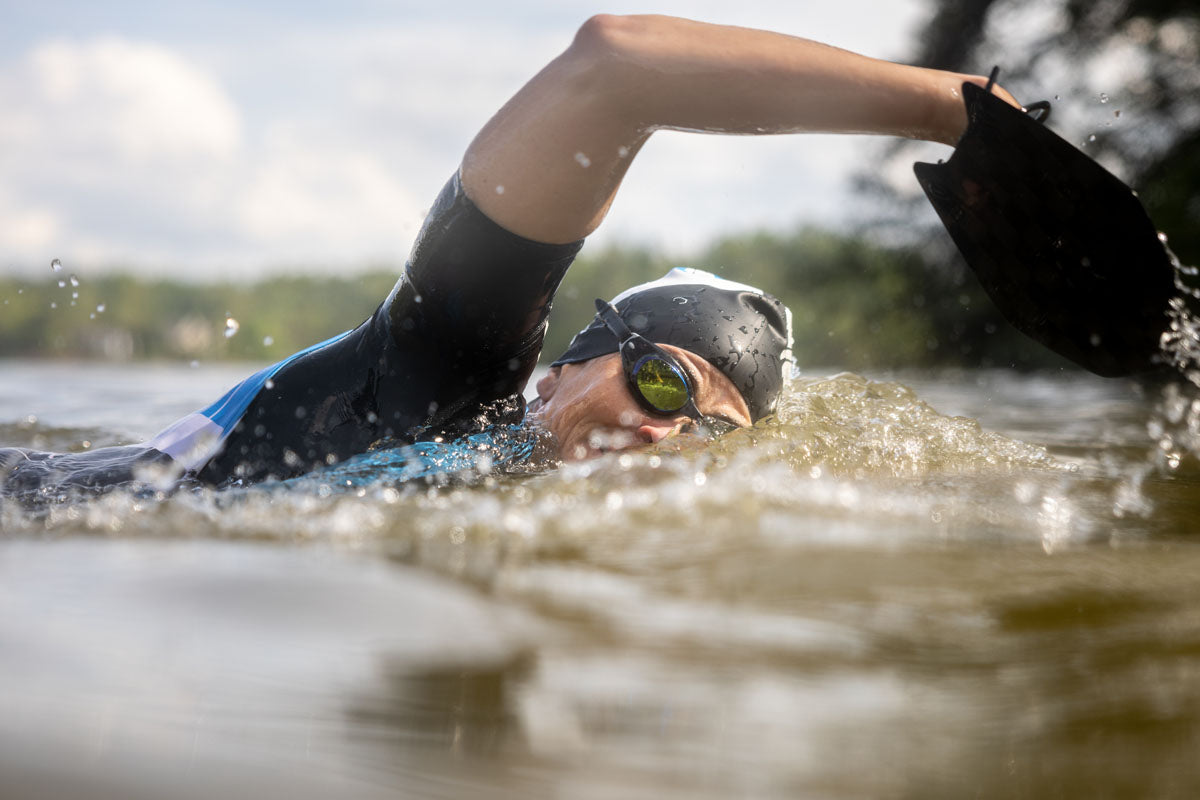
[529,345,752,462]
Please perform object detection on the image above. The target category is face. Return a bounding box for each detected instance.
[530,345,752,462]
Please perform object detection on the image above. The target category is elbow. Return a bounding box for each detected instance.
[570,14,667,69]
[572,14,641,58]
[564,14,665,109]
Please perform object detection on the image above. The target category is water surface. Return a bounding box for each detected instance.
[3,359,1200,798]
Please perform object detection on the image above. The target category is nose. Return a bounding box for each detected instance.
[637,418,683,444]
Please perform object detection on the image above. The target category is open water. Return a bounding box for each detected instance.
[3,358,1200,798]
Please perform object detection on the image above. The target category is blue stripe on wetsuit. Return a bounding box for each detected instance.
[201,330,351,435]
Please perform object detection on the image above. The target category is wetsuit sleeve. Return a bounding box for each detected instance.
[196,173,583,486]
[394,172,583,365]
[380,172,584,411]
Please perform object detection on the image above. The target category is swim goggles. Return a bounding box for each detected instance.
[593,299,737,433]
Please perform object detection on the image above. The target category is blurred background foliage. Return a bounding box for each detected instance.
[1,0,1195,371]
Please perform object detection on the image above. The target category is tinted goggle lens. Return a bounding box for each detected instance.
[632,355,690,413]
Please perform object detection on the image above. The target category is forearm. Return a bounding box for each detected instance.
[578,15,996,141]
[463,14,1015,243]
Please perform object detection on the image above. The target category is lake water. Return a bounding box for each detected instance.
[3,359,1200,798]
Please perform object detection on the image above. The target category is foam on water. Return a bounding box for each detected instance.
[2,372,1111,572]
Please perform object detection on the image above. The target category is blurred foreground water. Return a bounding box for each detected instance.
[4,360,1200,799]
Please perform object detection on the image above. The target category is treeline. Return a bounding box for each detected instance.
[0,226,1071,370]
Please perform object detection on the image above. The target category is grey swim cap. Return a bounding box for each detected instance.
[551,268,794,421]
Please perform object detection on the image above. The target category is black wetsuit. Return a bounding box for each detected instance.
[0,175,583,497]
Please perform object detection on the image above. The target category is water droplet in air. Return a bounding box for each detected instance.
[69,274,79,287]
[224,316,240,338]
[50,259,62,272]
[96,303,105,313]
[574,152,591,168]
[89,313,95,319]
[49,301,56,309]
[57,280,66,288]
[262,335,274,346]
[1099,92,1109,103]
[71,291,78,299]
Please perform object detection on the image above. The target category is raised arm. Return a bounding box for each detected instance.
[462,14,1018,244]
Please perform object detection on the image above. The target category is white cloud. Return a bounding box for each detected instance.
[0,201,59,254]
[0,37,245,272]
[235,126,425,259]
[21,37,241,161]
[0,3,932,277]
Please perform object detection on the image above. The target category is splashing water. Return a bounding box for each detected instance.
[3,354,1197,797]
[1151,237,1200,471]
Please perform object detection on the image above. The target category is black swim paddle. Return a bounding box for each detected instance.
[914,76,1179,377]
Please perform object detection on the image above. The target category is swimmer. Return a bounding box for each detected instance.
[0,14,1020,497]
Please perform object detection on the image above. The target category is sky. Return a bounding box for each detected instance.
[0,0,938,280]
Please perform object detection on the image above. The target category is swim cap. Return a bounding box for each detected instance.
[551,268,794,421]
